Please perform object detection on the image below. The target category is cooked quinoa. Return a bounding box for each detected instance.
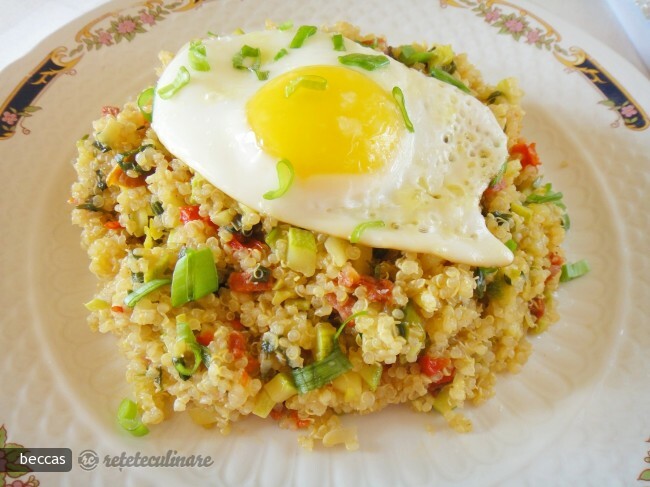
[70,23,567,450]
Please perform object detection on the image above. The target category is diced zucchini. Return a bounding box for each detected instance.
[400,301,426,362]
[287,227,317,277]
[351,245,372,275]
[332,371,363,402]
[271,290,295,306]
[432,384,454,415]
[96,118,123,147]
[358,363,382,391]
[252,389,275,418]
[314,322,336,362]
[84,298,110,311]
[264,372,298,403]
[324,236,348,267]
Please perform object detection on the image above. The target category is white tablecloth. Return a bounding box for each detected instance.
[1,0,648,76]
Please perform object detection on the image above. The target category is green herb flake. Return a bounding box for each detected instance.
[490,161,507,187]
[278,20,293,31]
[124,278,172,307]
[157,66,191,100]
[392,86,415,133]
[274,48,288,61]
[290,25,317,49]
[338,53,389,71]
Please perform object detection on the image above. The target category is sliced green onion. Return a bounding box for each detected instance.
[137,87,155,122]
[397,45,434,66]
[333,310,368,341]
[274,48,288,61]
[171,248,219,307]
[350,220,385,244]
[289,25,317,48]
[251,265,271,283]
[232,44,268,80]
[263,159,295,199]
[278,20,293,31]
[173,322,207,380]
[429,66,471,94]
[525,183,564,205]
[392,86,415,133]
[117,399,149,436]
[561,212,571,230]
[474,267,497,299]
[151,200,164,216]
[284,75,328,97]
[560,259,590,282]
[114,144,153,175]
[124,278,171,307]
[292,345,352,394]
[338,53,389,71]
[505,239,517,252]
[490,161,507,187]
[188,40,210,71]
[157,66,190,100]
[486,90,503,104]
[332,33,345,51]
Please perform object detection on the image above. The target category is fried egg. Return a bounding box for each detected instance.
[152,27,513,266]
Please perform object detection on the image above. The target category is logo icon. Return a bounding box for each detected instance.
[78,449,99,471]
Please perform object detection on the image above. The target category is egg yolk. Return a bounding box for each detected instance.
[246,65,402,178]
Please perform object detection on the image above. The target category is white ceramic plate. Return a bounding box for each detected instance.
[1,1,649,485]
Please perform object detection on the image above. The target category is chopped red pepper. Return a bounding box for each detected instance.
[483,179,507,199]
[230,319,244,331]
[228,331,247,360]
[179,205,217,229]
[227,271,273,293]
[245,355,260,376]
[529,296,546,320]
[269,408,283,421]
[111,305,124,313]
[510,141,541,168]
[227,233,267,253]
[103,220,122,230]
[101,105,120,117]
[337,265,393,303]
[546,252,565,283]
[196,330,214,347]
[419,356,453,378]
[326,293,356,323]
[289,410,311,429]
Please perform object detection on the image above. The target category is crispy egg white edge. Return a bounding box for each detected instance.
[152,29,513,267]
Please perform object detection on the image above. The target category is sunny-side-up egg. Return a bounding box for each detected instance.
[152,27,513,267]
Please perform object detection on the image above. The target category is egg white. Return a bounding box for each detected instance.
[152,28,512,266]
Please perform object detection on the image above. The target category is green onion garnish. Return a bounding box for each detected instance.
[151,201,164,216]
[289,25,317,48]
[474,267,497,299]
[171,247,219,307]
[505,239,517,252]
[278,20,294,31]
[124,278,171,307]
[392,86,414,133]
[274,48,288,61]
[157,66,190,99]
[524,183,564,205]
[338,53,389,71]
[350,220,385,244]
[397,45,435,66]
[292,310,368,394]
[292,344,352,394]
[490,161,507,187]
[117,399,149,436]
[429,66,471,94]
[232,45,269,80]
[263,159,295,200]
[332,34,346,51]
[561,212,571,230]
[333,310,368,341]
[137,87,155,122]
[251,265,271,283]
[560,259,590,282]
[188,40,210,71]
[284,75,328,97]
[172,322,204,380]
